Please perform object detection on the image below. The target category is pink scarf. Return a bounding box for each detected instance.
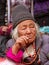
[6,48,23,63]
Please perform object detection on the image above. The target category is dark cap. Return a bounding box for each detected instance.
[12,4,35,28]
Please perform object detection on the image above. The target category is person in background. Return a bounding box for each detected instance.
[0,23,13,36]
[0,23,13,57]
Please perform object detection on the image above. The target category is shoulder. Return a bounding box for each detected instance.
[41,43,49,55]
[6,39,15,49]
[41,34,49,45]
[42,34,49,40]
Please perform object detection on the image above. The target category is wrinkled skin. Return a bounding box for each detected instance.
[12,20,36,56]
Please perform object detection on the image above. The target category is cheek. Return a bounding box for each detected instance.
[29,31,36,43]
[18,30,26,36]
[32,28,36,35]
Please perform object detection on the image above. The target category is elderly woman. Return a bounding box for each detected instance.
[5,5,42,65]
[4,5,49,65]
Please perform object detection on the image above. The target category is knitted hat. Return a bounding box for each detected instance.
[12,4,35,28]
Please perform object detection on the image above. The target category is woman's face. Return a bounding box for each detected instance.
[17,20,36,43]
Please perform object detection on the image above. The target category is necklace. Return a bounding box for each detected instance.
[26,43,36,57]
[23,42,36,58]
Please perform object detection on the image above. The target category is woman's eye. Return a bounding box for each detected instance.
[21,27,26,30]
[30,25,34,28]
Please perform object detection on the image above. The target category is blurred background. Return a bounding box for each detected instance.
[0,0,49,27]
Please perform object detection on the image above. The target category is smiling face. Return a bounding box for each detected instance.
[17,20,36,43]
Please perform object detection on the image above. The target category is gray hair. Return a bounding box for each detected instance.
[12,23,40,40]
[34,23,40,37]
[12,26,18,40]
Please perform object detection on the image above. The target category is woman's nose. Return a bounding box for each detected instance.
[26,28,31,34]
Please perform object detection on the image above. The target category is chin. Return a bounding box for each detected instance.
[29,39,34,43]
[29,37,36,43]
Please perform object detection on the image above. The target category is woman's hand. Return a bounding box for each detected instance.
[12,36,29,55]
[16,36,29,48]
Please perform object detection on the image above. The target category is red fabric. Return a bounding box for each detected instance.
[0,27,3,35]
[0,23,13,35]
[6,48,23,63]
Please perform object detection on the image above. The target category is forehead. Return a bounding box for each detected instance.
[17,20,35,27]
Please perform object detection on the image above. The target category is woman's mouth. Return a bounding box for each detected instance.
[27,36,32,39]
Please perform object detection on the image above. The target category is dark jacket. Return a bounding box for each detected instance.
[0,35,9,57]
[6,34,49,65]
[40,34,49,65]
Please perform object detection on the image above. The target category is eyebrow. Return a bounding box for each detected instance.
[29,23,35,26]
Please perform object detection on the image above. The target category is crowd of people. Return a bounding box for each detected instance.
[0,4,49,65]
